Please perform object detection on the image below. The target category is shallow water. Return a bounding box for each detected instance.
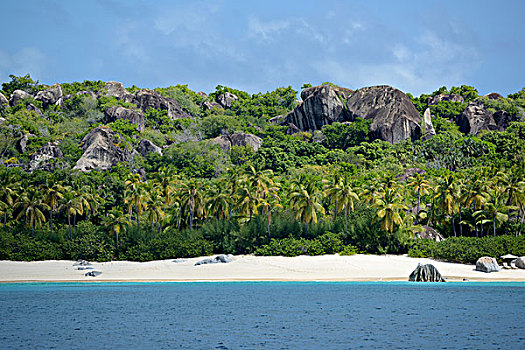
[0,282,523,349]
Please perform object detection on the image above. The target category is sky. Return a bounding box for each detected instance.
[0,0,524,97]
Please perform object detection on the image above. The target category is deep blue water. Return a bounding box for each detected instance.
[0,282,523,349]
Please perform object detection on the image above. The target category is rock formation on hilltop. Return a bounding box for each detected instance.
[217,92,238,108]
[9,90,31,106]
[136,139,163,156]
[285,85,348,131]
[35,84,63,108]
[133,89,188,119]
[104,106,144,132]
[28,142,64,172]
[211,133,263,152]
[456,101,499,134]
[346,85,422,143]
[73,127,133,171]
[0,92,9,107]
[103,81,133,103]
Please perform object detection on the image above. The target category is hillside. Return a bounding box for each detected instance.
[0,74,524,262]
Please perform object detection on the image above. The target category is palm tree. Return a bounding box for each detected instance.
[59,188,84,239]
[235,183,260,222]
[462,178,489,236]
[407,173,431,224]
[206,183,232,221]
[177,179,206,230]
[434,175,459,236]
[336,175,359,231]
[0,170,17,225]
[497,167,525,235]
[289,177,324,237]
[257,187,282,240]
[102,207,129,247]
[144,183,165,233]
[41,179,65,232]
[323,171,342,222]
[14,187,49,234]
[124,173,147,225]
[373,187,407,235]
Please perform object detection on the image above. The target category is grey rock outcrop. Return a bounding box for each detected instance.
[28,142,64,172]
[0,117,6,125]
[136,139,162,156]
[285,85,348,131]
[484,92,503,100]
[201,101,223,111]
[73,126,132,171]
[415,226,445,242]
[346,85,422,143]
[409,263,446,282]
[286,123,302,135]
[55,94,72,108]
[103,81,133,103]
[269,114,286,124]
[492,110,512,131]
[475,256,501,273]
[456,101,497,134]
[301,85,353,101]
[427,93,464,105]
[85,271,102,277]
[133,89,187,119]
[217,92,238,108]
[34,84,62,107]
[422,108,436,141]
[104,106,144,132]
[211,133,263,152]
[27,103,44,118]
[16,133,35,153]
[0,92,8,107]
[194,254,233,266]
[515,257,525,269]
[76,90,97,100]
[9,89,31,106]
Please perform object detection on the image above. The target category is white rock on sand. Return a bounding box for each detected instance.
[1,254,525,282]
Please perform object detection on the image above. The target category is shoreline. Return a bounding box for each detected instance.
[1,254,524,283]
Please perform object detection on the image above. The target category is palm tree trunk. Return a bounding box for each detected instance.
[333,199,338,222]
[480,206,484,237]
[493,214,496,237]
[136,206,139,226]
[459,204,463,236]
[68,214,72,240]
[156,219,160,234]
[416,190,421,224]
[452,216,456,236]
[344,206,348,232]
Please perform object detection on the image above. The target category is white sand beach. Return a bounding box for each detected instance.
[1,254,524,283]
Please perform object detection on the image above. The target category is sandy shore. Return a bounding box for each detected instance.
[1,254,524,283]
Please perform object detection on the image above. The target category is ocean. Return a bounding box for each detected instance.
[0,282,523,349]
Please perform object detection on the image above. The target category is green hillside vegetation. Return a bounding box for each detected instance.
[0,74,524,263]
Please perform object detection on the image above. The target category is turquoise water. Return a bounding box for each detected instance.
[0,282,523,349]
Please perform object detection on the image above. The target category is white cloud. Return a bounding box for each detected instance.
[0,47,47,80]
[248,18,291,40]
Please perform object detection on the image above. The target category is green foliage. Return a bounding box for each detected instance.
[144,108,175,133]
[200,114,243,138]
[60,80,105,95]
[1,74,42,95]
[254,232,356,257]
[164,141,229,177]
[322,120,371,150]
[155,84,202,117]
[408,236,525,264]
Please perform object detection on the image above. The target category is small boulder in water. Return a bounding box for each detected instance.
[475,257,501,273]
[194,254,233,266]
[409,263,446,282]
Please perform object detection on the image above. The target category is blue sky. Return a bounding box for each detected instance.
[1,0,524,96]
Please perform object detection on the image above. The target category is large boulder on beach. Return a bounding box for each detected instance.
[475,257,501,273]
[515,257,525,269]
[345,85,422,144]
[194,254,233,266]
[409,263,446,282]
